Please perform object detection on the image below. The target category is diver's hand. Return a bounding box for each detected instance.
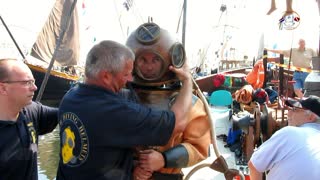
[133,166,152,180]
[169,62,192,84]
[139,149,165,172]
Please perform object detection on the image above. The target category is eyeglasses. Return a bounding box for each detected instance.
[2,80,36,87]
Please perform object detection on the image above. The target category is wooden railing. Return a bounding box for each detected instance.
[219,60,252,71]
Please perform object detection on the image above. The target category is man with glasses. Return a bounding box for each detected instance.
[248,95,320,180]
[0,58,58,180]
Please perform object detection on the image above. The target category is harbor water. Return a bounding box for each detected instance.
[38,127,60,180]
[38,100,60,180]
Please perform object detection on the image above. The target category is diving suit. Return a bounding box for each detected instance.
[124,22,211,180]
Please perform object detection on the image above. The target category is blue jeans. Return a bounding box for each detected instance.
[292,71,309,90]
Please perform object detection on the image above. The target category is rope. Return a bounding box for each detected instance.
[184,79,245,180]
[262,54,319,73]
[268,62,319,73]
[184,163,211,180]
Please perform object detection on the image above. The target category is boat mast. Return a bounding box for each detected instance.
[0,15,26,59]
[36,0,78,102]
[318,0,320,56]
[182,0,187,46]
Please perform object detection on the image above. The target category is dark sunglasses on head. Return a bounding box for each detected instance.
[286,106,304,112]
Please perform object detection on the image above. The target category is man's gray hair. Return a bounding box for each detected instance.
[85,40,135,79]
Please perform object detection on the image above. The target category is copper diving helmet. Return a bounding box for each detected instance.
[126,22,186,86]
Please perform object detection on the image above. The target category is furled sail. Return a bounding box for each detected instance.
[30,0,79,66]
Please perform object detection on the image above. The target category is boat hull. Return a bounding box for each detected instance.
[27,63,79,102]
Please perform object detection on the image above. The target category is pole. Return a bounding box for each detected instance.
[0,15,26,59]
[182,0,187,46]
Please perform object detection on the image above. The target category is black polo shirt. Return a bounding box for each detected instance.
[0,102,58,180]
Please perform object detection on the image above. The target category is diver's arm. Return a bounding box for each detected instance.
[138,145,188,171]
[139,97,211,169]
[169,62,193,134]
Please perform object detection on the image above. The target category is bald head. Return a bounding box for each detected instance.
[0,58,37,118]
[298,39,306,49]
[0,59,31,82]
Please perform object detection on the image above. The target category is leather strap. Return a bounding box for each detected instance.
[162,144,189,168]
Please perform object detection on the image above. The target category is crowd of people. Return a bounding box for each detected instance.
[1,22,319,180]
